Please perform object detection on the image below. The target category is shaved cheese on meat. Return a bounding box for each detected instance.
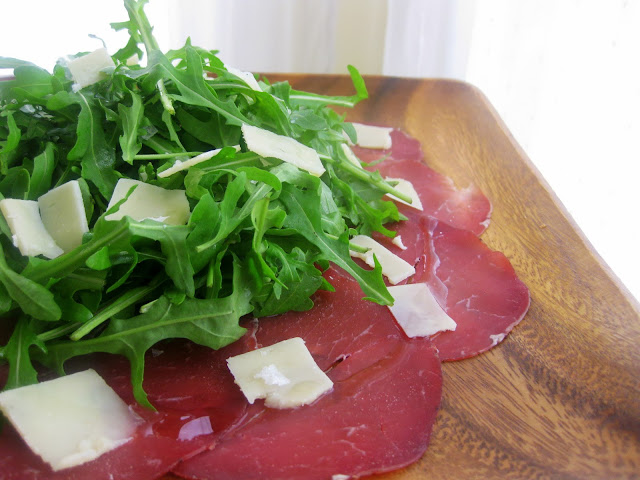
[0,370,137,471]
[350,235,415,284]
[387,283,457,338]
[385,177,424,211]
[0,336,254,480]
[227,337,333,409]
[392,235,408,250]
[356,128,492,235]
[174,268,443,480]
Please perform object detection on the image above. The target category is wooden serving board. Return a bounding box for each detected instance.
[165,76,640,479]
[268,75,640,479]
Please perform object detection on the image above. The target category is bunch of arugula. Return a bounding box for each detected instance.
[0,0,408,408]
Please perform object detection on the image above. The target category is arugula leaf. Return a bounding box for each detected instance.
[145,48,251,127]
[118,88,145,164]
[28,142,56,199]
[0,111,21,175]
[41,260,251,408]
[0,57,37,69]
[67,92,119,198]
[254,245,323,317]
[278,182,392,305]
[0,244,61,321]
[1,318,47,390]
[287,65,368,108]
[128,221,195,296]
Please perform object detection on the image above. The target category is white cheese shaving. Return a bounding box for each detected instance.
[392,235,408,250]
[241,124,325,177]
[0,369,139,471]
[349,123,393,149]
[254,364,291,386]
[105,179,190,225]
[340,143,363,168]
[349,235,415,285]
[385,177,423,211]
[0,198,63,259]
[225,65,262,91]
[227,337,333,409]
[38,180,89,252]
[67,48,115,89]
[387,283,457,337]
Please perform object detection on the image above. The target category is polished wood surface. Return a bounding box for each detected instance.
[168,76,640,479]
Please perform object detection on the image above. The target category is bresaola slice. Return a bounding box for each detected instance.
[354,128,492,236]
[379,159,492,236]
[352,126,527,359]
[371,217,529,361]
[0,335,255,480]
[173,268,443,480]
[175,339,440,480]
[420,219,530,361]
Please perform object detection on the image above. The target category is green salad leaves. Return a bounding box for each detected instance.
[0,0,406,407]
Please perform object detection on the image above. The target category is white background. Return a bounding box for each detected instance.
[2,0,639,302]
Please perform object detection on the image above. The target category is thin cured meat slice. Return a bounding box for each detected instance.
[0,420,213,480]
[0,335,255,480]
[370,216,430,285]
[363,215,528,362]
[378,159,492,237]
[175,339,440,480]
[173,268,443,480]
[353,128,492,236]
[419,219,530,361]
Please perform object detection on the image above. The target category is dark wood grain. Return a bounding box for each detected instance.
[168,76,640,479]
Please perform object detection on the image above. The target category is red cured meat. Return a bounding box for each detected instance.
[353,128,492,236]
[367,216,528,361]
[418,219,530,361]
[0,335,254,480]
[370,216,430,285]
[173,268,443,480]
[379,159,492,237]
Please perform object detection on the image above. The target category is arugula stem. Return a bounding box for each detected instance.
[23,220,131,284]
[141,136,183,155]
[157,79,176,115]
[320,153,413,204]
[124,0,175,115]
[198,155,266,173]
[71,280,161,340]
[289,93,359,108]
[37,323,82,343]
[125,1,159,51]
[324,234,370,254]
[134,151,202,160]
